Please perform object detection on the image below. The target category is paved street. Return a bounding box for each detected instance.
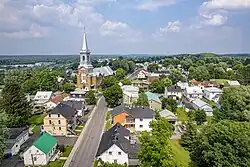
[68,97,107,167]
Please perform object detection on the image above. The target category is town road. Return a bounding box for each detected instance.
[68,97,107,167]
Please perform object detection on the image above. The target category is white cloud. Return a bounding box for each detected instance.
[100,20,141,42]
[201,13,227,26]
[160,21,181,33]
[201,0,250,10]
[136,0,175,11]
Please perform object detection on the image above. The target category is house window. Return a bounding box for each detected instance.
[59,127,61,130]
[58,120,61,124]
[140,118,143,121]
[49,114,51,117]
[109,151,112,155]
[118,152,121,155]
[58,114,60,117]
[37,150,39,153]
[33,157,37,161]
[49,120,52,124]
[114,160,117,163]
[140,125,143,128]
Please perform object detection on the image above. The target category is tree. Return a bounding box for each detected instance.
[138,118,175,167]
[63,82,75,93]
[121,78,131,85]
[215,86,250,122]
[115,68,126,80]
[180,121,198,151]
[127,61,136,73]
[85,90,97,105]
[214,67,226,79]
[194,110,206,125]
[189,121,250,167]
[133,93,149,106]
[147,64,159,72]
[149,77,172,93]
[0,111,8,160]
[189,66,210,81]
[103,84,123,107]
[169,70,185,84]
[0,82,31,127]
[100,76,118,90]
[161,98,177,113]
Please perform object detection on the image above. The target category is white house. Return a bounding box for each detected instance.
[184,86,203,101]
[177,81,188,90]
[203,87,223,103]
[121,85,139,105]
[45,101,57,110]
[4,127,29,156]
[191,99,213,116]
[111,105,155,132]
[34,91,54,106]
[159,109,177,124]
[96,123,140,165]
[137,70,148,79]
[226,80,240,86]
[23,132,58,166]
[165,85,182,99]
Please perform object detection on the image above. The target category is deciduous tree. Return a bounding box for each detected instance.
[85,90,97,105]
[103,84,122,107]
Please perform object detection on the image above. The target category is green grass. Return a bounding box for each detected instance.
[61,146,73,157]
[106,111,111,121]
[214,79,228,84]
[47,160,66,167]
[201,98,216,108]
[170,140,191,167]
[176,107,188,122]
[28,113,46,125]
[32,125,41,133]
[105,120,111,130]
[75,123,85,131]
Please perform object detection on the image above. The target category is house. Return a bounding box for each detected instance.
[23,132,58,166]
[61,100,86,116]
[4,127,29,156]
[203,87,223,103]
[184,86,203,101]
[177,81,188,90]
[226,80,240,86]
[131,80,149,88]
[121,85,139,105]
[68,89,87,101]
[183,102,195,112]
[165,85,182,100]
[137,70,148,79]
[191,99,213,116]
[34,91,54,106]
[43,103,77,136]
[111,105,154,132]
[96,123,140,165]
[145,92,162,110]
[191,80,215,90]
[147,73,160,84]
[159,109,177,124]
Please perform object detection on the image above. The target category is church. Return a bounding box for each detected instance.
[77,28,114,90]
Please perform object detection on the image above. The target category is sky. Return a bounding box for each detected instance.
[0,0,250,55]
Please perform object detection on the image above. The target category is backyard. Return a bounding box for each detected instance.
[170,140,191,167]
[28,113,46,133]
[176,107,188,122]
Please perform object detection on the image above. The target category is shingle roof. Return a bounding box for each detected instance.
[33,132,57,155]
[167,85,182,92]
[111,105,154,119]
[93,66,114,76]
[145,92,161,104]
[204,87,222,93]
[61,101,84,111]
[96,123,140,159]
[8,127,28,139]
[185,86,203,94]
[159,109,177,120]
[34,91,53,100]
[192,99,211,108]
[49,103,77,120]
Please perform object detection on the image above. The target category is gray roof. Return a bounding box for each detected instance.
[192,99,212,109]
[167,85,182,92]
[49,103,77,120]
[96,123,140,159]
[8,127,29,139]
[204,87,222,93]
[111,105,154,119]
[159,109,177,120]
[93,66,114,76]
[61,101,84,110]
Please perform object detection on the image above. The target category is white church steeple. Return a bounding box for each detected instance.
[79,27,93,69]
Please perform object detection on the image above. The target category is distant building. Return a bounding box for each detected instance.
[23,132,58,166]
[4,127,29,156]
[61,100,86,116]
[34,91,54,106]
[177,81,188,90]
[203,87,223,103]
[121,85,139,105]
[96,123,140,166]
[68,89,87,101]
[145,92,162,110]
[43,103,78,136]
[165,85,182,100]
[191,99,213,116]
[77,28,113,89]
[147,73,160,84]
[184,86,203,101]
[225,80,240,87]
[111,105,154,132]
[159,109,177,124]
[137,70,148,79]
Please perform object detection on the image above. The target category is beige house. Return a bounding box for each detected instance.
[121,85,139,105]
[145,92,162,110]
[43,103,77,136]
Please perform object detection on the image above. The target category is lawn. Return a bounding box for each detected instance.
[170,140,191,167]
[214,79,228,84]
[47,160,66,167]
[201,98,216,108]
[176,107,188,122]
[105,120,111,130]
[61,146,73,157]
[75,123,85,131]
[106,111,111,121]
[28,113,46,125]
[32,125,41,133]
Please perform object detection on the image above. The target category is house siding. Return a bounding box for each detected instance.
[43,114,67,136]
[23,145,47,166]
[149,100,161,110]
[97,144,128,165]
[135,118,152,131]
[113,112,129,125]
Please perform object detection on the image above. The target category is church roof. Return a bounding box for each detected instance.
[92,66,114,76]
[81,27,89,52]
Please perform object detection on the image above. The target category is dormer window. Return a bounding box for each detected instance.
[49,114,51,117]
[58,114,60,117]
